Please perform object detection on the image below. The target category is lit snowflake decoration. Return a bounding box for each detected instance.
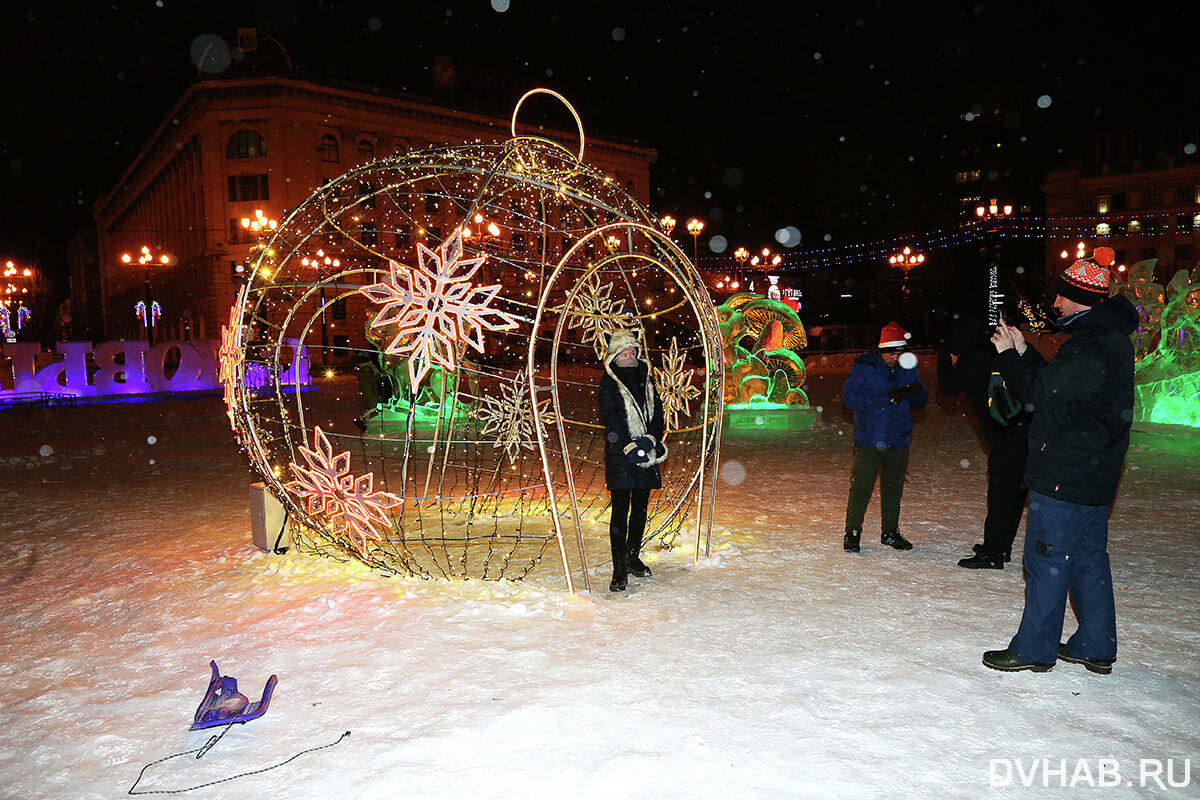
[565,273,628,358]
[285,425,402,558]
[218,304,243,431]
[655,337,700,431]
[476,371,557,465]
[359,230,519,388]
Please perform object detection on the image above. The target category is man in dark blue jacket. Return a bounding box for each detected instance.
[841,321,928,553]
[982,247,1137,674]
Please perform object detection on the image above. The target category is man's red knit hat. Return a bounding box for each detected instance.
[878,321,909,350]
[1055,247,1113,306]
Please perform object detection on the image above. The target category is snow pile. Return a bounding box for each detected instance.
[1,360,1197,798]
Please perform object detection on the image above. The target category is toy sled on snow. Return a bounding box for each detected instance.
[190,660,278,731]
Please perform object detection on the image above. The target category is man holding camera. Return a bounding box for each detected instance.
[982,247,1137,674]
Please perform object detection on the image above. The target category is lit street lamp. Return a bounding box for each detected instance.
[887,246,926,295]
[658,215,676,236]
[300,249,342,368]
[2,260,34,342]
[975,198,1013,326]
[686,218,704,266]
[120,245,173,346]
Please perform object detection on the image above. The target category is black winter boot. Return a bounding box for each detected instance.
[627,550,652,578]
[973,543,1012,562]
[843,529,861,553]
[609,528,628,592]
[958,552,1004,569]
[881,530,913,550]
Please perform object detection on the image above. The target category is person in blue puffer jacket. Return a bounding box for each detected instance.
[840,321,928,553]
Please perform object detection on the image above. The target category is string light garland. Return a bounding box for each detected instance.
[221,90,725,592]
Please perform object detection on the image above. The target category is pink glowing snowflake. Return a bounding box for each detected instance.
[359,230,519,388]
[285,425,402,557]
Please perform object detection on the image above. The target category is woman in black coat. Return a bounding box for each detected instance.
[598,330,667,592]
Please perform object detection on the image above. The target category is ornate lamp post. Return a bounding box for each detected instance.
[658,215,676,236]
[300,249,342,369]
[975,198,1013,325]
[2,260,34,342]
[121,245,173,346]
[887,246,926,296]
[685,218,704,266]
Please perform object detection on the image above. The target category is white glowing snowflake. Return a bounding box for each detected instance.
[565,274,629,358]
[285,425,402,558]
[218,305,243,431]
[477,371,557,464]
[654,337,700,431]
[359,230,519,388]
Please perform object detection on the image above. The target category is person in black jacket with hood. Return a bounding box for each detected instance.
[598,329,667,592]
[937,313,1030,569]
[982,248,1137,675]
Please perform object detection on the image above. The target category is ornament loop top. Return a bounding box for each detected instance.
[510,88,585,162]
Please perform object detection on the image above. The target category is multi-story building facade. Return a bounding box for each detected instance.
[1042,130,1200,284]
[90,40,655,344]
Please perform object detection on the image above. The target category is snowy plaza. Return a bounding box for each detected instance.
[1,356,1197,799]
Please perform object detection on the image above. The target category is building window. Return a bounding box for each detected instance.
[227,174,269,201]
[1176,244,1193,267]
[361,221,378,246]
[1096,195,1110,213]
[231,260,246,277]
[396,229,410,251]
[954,170,981,184]
[1179,186,1196,204]
[1194,213,1200,230]
[357,139,374,160]
[1095,222,1111,237]
[226,130,266,159]
[1127,219,1141,233]
[319,134,340,163]
[229,218,244,245]
[1142,187,1159,206]
[332,297,347,320]
[424,195,440,214]
[1111,192,1127,211]
[359,181,376,209]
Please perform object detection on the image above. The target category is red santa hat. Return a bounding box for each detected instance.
[1055,247,1113,306]
[878,321,909,350]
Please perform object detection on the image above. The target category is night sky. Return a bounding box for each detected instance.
[3,0,1198,276]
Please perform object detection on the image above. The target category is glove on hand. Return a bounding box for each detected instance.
[623,436,656,467]
[653,439,668,461]
[887,384,917,404]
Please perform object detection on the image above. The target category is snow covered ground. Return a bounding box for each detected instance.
[1,354,1198,799]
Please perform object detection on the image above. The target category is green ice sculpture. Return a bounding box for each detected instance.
[717,293,813,430]
[1114,260,1200,428]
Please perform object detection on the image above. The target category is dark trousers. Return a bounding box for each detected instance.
[610,488,651,578]
[1009,492,1117,664]
[982,437,1029,556]
[844,445,909,534]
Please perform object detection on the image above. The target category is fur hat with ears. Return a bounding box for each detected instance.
[603,328,643,366]
[1055,246,1114,306]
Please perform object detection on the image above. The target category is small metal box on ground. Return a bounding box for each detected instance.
[249,482,290,552]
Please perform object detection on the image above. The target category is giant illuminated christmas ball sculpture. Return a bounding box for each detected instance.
[223,91,724,592]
